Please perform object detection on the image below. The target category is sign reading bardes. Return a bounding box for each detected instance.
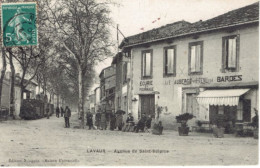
[1,2,37,47]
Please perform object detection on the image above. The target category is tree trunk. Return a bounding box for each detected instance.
[57,94,59,107]
[0,47,7,107]
[78,66,85,128]
[9,52,15,119]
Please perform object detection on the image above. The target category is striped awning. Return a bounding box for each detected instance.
[196,89,250,106]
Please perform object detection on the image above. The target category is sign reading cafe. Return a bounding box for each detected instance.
[1,2,37,47]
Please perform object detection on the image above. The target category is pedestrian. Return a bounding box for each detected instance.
[110,113,116,131]
[95,112,101,129]
[135,114,147,133]
[100,111,107,130]
[116,113,124,131]
[86,112,94,130]
[60,107,64,117]
[64,106,71,128]
[56,106,60,118]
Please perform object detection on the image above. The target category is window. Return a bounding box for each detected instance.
[141,50,153,78]
[188,41,203,75]
[164,46,176,77]
[222,35,239,72]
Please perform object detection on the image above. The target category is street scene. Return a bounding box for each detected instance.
[0,112,258,166]
[0,0,259,166]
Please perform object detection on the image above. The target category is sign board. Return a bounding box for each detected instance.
[1,2,37,47]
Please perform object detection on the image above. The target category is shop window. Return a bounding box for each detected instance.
[163,46,176,77]
[141,50,153,79]
[188,41,203,75]
[222,35,239,72]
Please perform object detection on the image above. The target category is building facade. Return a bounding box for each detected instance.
[99,65,116,112]
[94,87,100,113]
[112,52,131,116]
[120,3,259,129]
[0,73,22,118]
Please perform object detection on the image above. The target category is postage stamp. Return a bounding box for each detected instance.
[1,2,37,47]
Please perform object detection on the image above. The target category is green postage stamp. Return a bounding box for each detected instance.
[1,2,37,47]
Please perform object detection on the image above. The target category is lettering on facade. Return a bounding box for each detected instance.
[139,80,153,91]
[164,80,171,85]
[217,75,242,82]
[174,77,213,85]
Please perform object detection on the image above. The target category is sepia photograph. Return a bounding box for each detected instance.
[0,0,259,166]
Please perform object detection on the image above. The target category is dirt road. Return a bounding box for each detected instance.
[0,112,258,166]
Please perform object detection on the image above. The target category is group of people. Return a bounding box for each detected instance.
[85,111,155,133]
[51,106,163,134]
[55,106,71,128]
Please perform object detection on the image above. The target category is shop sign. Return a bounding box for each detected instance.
[217,75,242,82]
[139,80,153,91]
[174,77,213,85]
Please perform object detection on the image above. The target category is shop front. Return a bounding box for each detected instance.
[195,86,258,133]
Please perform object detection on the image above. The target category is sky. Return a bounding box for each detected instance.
[1,0,258,91]
[93,0,259,90]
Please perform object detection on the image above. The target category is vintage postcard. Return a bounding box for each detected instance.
[0,0,259,166]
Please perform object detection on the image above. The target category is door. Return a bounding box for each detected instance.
[140,95,155,119]
[243,99,251,122]
[186,93,199,117]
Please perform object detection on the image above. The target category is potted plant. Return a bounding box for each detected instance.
[175,113,193,136]
[251,108,258,139]
[212,114,226,138]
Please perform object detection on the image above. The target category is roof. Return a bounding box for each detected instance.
[119,20,191,48]
[98,65,116,78]
[120,2,259,48]
[111,52,122,65]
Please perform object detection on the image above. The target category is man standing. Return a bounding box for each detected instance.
[64,106,71,128]
[56,107,60,118]
[86,111,94,130]
[116,113,124,131]
[100,111,107,130]
[60,107,64,117]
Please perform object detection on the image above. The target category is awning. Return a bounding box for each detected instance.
[196,89,250,106]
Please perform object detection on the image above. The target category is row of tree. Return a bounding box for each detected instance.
[0,0,115,128]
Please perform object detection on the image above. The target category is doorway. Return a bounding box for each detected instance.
[140,94,155,119]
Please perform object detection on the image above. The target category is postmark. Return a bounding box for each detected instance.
[1,2,37,47]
